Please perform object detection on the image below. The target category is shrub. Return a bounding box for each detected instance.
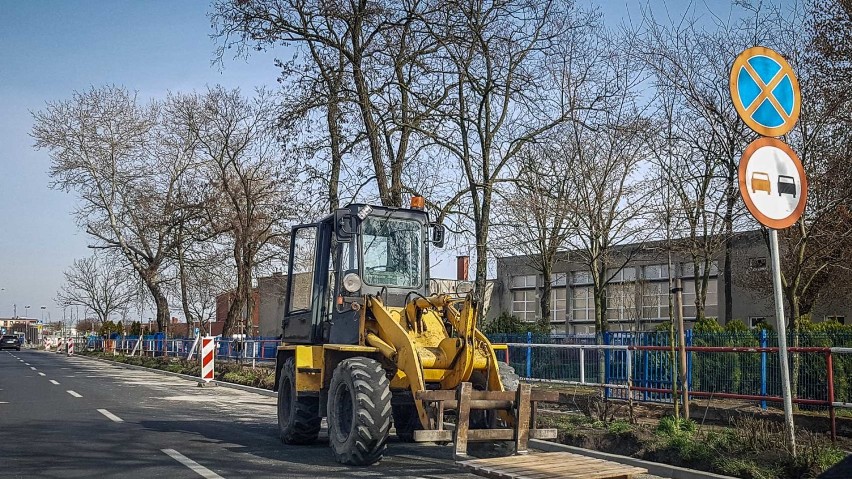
[606,420,632,435]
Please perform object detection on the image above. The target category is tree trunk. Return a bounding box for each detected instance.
[473,192,491,325]
[788,291,801,406]
[724,170,735,324]
[146,281,170,334]
[326,91,342,212]
[540,268,552,328]
[177,241,194,337]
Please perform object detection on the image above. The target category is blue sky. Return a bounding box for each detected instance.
[0,1,280,322]
[0,0,749,324]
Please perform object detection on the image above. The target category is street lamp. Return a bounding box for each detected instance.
[25,305,30,318]
[40,306,46,322]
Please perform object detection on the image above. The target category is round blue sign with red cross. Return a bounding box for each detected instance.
[730,46,801,137]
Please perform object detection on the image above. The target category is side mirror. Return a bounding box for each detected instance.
[430,223,446,248]
[334,209,357,241]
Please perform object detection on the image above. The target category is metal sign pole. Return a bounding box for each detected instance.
[769,229,797,456]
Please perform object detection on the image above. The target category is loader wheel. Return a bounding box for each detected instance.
[277,358,321,444]
[327,357,392,465]
[392,403,422,442]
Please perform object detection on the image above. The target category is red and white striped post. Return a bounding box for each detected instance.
[200,337,215,383]
[67,338,75,356]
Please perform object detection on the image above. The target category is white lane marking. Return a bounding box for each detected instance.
[67,390,82,398]
[38,372,46,376]
[24,363,30,365]
[49,380,60,385]
[97,409,124,423]
[0,401,7,404]
[161,449,224,479]
[30,367,36,370]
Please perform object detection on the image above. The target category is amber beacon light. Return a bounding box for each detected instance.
[410,195,425,210]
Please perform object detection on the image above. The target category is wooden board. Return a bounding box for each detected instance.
[458,452,648,479]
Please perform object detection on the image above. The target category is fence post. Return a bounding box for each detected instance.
[643,339,649,402]
[760,329,768,410]
[525,331,532,378]
[686,329,693,391]
[579,347,585,384]
[604,332,611,399]
[827,352,836,441]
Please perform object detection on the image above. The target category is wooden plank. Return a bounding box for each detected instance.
[528,428,558,439]
[454,381,473,458]
[466,428,515,441]
[458,452,648,479]
[413,429,452,442]
[515,383,532,454]
[530,390,559,402]
[442,399,515,410]
[418,388,558,403]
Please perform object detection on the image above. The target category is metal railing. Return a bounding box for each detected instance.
[499,341,852,440]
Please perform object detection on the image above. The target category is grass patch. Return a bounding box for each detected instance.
[543,410,847,479]
[78,350,275,390]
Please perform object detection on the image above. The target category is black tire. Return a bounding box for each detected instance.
[327,357,392,465]
[277,358,321,444]
[468,367,516,457]
[392,402,422,442]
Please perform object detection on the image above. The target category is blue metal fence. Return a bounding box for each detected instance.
[487,331,852,408]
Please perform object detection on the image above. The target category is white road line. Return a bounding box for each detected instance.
[49,380,60,385]
[30,367,36,371]
[97,409,124,423]
[161,449,224,479]
[67,390,82,398]
[38,372,45,376]
[24,363,30,365]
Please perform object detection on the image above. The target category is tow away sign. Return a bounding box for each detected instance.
[730,46,801,137]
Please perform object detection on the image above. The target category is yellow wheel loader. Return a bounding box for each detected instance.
[275,199,550,466]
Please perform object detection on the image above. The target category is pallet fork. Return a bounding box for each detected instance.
[415,382,559,459]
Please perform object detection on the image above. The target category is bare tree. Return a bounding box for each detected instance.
[493,141,576,328]
[211,0,446,209]
[638,6,761,323]
[413,0,586,316]
[170,87,297,337]
[33,86,201,332]
[56,255,137,326]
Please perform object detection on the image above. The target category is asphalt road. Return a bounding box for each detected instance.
[0,349,480,479]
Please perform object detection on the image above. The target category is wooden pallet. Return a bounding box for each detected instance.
[458,451,648,479]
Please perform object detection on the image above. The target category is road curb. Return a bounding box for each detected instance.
[71,353,277,398]
[529,439,736,479]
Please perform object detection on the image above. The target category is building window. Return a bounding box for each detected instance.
[749,317,767,328]
[606,267,636,283]
[551,288,567,322]
[606,283,637,322]
[512,290,537,322]
[572,271,592,285]
[571,285,594,322]
[680,261,719,278]
[511,275,537,289]
[749,257,767,270]
[826,315,846,325]
[642,282,669,320]
[643,264,669,280]
[551,273,567,287]
[681,279,718,306]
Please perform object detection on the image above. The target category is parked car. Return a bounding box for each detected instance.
[1,335,21,351]
[751,171,771,194]
[778,175,797,197]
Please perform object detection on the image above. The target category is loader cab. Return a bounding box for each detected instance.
[282,201,445,345]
